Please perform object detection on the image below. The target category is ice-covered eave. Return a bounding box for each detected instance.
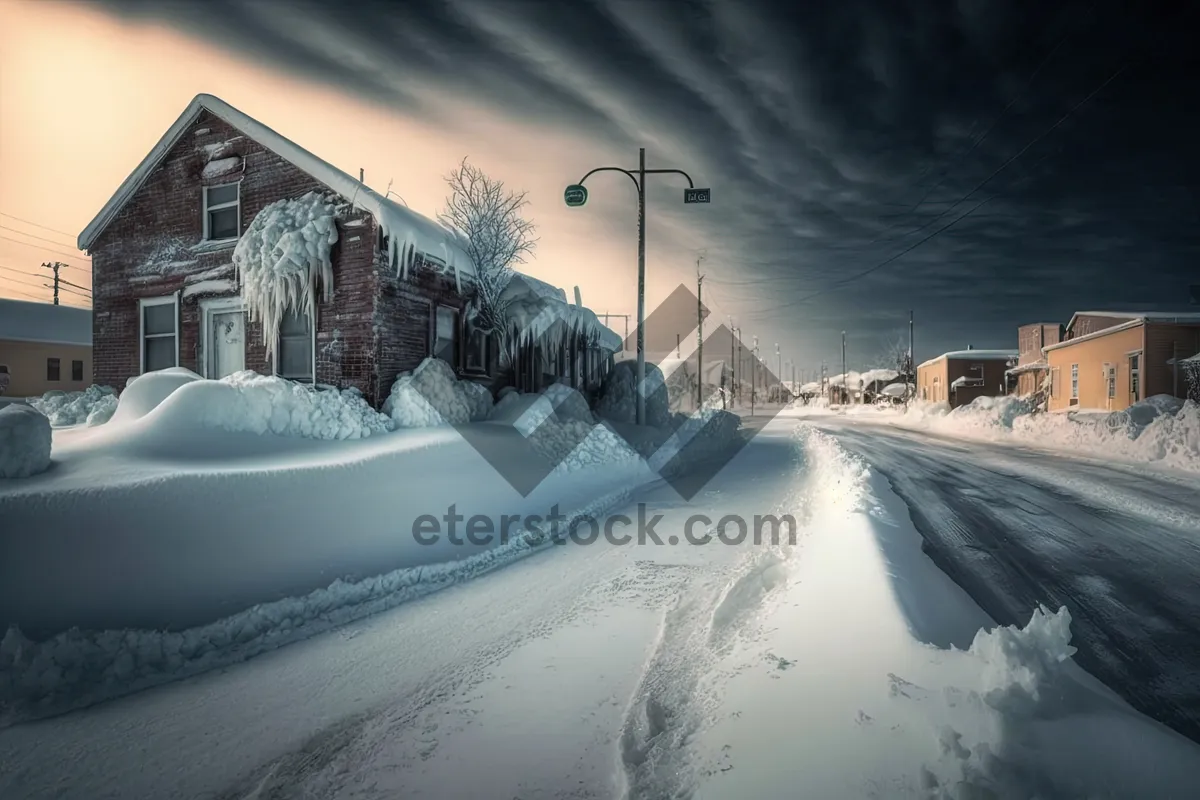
[506,297,622,352]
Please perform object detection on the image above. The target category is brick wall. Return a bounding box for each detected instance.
[89,109,379,395]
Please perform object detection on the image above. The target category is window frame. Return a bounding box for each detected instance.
[434,304,461,369]
[272,301,317,384]
[1070,364,1079,400]
[202,182,241,242]
[139,294,180,374]
[71,359,84,382]
[1129,353,1141,400]
[47,357,61,382]
[463,317,490,375]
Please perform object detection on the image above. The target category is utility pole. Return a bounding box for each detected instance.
[841,331,847,405]
[566,150,708,425]
[696,252,705,411]
[908,310,915,409]
[42,261,62,305]
[729,317,737,408]
[751,336,759,416]
[775,343,781,404]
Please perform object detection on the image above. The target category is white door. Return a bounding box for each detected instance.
[208,308,245,378]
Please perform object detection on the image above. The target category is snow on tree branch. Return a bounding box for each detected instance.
[233,192,339,359]
[437,158,537,334]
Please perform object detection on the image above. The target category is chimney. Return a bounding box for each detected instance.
[574,286,583,307]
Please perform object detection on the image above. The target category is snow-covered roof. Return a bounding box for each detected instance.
[799,381,821,393]
[0,298,91,347]
[78,94,474,277]
[859,368,899,386]
[1065,310,1200,332]
[880,382,909,397]
[1042,319,1143,353]
[500,273,622,352]
[917,349,1017,370]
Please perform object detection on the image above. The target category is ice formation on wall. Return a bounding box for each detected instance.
[233,192,340,359]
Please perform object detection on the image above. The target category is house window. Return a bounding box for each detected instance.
[276,308,314,382]
[203,183,240,241]
[435,306,460,366]
[1129,354,1140,400]
[464,321,489,373]
[140,296,179,373]
[1105,364,1116,399]
[1070,364,1079,400]
[47,358,60,381]
[72,360,84,382]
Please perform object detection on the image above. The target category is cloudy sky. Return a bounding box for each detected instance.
[0,0,1196,374]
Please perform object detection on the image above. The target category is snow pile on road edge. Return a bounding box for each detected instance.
[898,395,1200,473]
[0,405,52,479]
[29,386,119,427]
[0,484,641,727]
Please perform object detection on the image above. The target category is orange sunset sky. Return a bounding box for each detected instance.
[0,0,724,332]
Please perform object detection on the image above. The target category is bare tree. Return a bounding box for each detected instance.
[872,332,912,375]
[438,158,537,334]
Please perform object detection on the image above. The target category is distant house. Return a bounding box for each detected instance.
[1007,322,1063,398]
[916,348,1017,409]
[77,93,616,406]
[0,299,92,398]
[1042,311,1200,412]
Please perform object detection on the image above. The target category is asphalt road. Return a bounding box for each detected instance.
[814,418,1200,744]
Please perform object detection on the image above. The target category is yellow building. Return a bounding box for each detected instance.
[1043,311,1200,412]
[0,299,92,398]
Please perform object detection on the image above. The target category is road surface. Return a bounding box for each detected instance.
[814,417,1200,743]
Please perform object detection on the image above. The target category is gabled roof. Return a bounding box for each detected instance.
[917,349,1017,370]
[0,298,91,346]
[1065,310,1200,333]
[78,93,474,276]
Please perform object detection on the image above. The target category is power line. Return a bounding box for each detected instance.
[1,286,47,302]
[2,272,51,292]
[0,211,77,239]
[0,263,47,280]
[0,224,79,249]
[0,234,90,262]
[50,283,93,301]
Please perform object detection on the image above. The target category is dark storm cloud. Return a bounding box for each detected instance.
[88,0,1200,363]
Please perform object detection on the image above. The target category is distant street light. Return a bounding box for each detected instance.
[566,149,710,425]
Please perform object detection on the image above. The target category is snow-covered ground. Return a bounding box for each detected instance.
[784,393,1200,475]
[3,418,1198,799]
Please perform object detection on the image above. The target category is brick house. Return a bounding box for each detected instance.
[77,94,618,407]
[1042,311,1200,412]
[916,348,1017,409]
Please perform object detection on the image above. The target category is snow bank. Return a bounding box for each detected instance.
[595,359,671,427]
[110,367,203,424]
[898,394,1200,473]
[147,372,393,440]
[0,405,51,479]
[29,385,119,427]
[233,192,339,359]
[0,484,642,726]
[648,408,742,472]
[382,358,493,427]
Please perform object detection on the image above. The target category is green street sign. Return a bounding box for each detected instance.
[564,184,588,207]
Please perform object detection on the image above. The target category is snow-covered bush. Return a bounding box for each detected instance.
[543,382,593,424]
[148,371,392,439]
[596,359,671,428]
[110,367,203,424]
[0,404,52,478]
[382,358,494,428]
[29,385,119,427]
[233,191,339,359]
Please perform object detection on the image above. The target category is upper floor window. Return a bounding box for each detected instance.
[203,184,240,241]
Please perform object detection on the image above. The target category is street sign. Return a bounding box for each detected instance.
[684,187,711,204]
[564,184,588,207]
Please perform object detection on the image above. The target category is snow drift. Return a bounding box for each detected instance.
[0,405,51,479]
[382,358,494,427]
[29,386,119,427]
[898,394,1200,473]
[107,367,393,440]
[595,359,671,427]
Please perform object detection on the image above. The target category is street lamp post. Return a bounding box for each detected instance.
[565,150,709,425]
